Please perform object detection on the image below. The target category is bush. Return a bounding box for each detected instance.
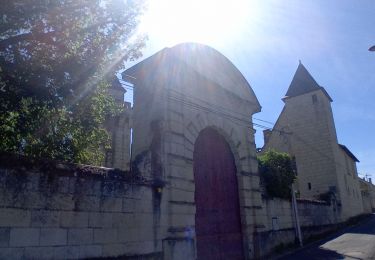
[258,150,296,199]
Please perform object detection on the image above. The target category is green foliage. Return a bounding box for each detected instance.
[0,0,147,165]
[258,150,296,199]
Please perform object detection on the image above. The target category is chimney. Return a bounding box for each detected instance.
[369,178,372,184]
[263,129,271,144]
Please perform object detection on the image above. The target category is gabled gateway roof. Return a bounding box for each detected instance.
[123,42,261,109]
[284,62,333,101]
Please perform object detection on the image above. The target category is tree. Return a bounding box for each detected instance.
[0,0,147,165]
[258,150,296,199]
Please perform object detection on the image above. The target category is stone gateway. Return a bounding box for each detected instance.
[124,42,262,259]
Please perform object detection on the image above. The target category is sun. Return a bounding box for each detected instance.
[138,0,257,46]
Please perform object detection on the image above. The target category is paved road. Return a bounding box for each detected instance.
[278,214,375,260]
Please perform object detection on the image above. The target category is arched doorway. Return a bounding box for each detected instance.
[194,128,244,259]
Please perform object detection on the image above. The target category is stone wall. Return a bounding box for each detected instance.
[257,197,339,257]
[334,148,364,219]
[0,154,160,260]
[0,153,352,260]
[359,178,375,213]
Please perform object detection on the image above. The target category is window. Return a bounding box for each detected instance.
[308,182,312,190]
[312,94,318,104]
[272,217,279,231]
[292,156,298,176]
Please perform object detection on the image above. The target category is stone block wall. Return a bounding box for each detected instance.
[263,198,293,231]
[297,199,338,226]
[359,178,375,213]
[257,197,338,257]
[263,198,336,231]
[334,148,364,219]
[0,154,160,260]
[0,153,354,260]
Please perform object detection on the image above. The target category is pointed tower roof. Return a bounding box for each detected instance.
[284,62,333,101]
[285,62,320,97]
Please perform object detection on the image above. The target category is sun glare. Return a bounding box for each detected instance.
[139,0,257,46]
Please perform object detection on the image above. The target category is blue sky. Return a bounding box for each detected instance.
[125,0,375,179]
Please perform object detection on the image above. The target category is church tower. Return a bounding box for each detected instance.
[262,62,363,220]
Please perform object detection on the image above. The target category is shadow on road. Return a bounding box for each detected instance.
[277,214,375,260]
[284,247,360,260]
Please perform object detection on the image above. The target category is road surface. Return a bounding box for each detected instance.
[278,214,375,260]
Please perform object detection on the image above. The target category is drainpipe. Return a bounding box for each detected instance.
[291,183,303,247]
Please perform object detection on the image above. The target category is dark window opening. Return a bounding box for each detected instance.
[292,156,298,176]
[312,94,318,104]
[308,182,312,190]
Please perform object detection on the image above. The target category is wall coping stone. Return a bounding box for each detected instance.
[0,153,151,185]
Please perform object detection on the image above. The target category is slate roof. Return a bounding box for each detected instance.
[339,144,360,162]
[284,62,332,101]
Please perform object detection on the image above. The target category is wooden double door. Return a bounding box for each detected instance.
[193,128,244,260]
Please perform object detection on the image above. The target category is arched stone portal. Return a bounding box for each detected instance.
[124,42,263,259]
[194,128,244,259]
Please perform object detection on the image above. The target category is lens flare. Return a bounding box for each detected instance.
[139,0,258,46]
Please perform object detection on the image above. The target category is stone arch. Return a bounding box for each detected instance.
[184,113,243,174]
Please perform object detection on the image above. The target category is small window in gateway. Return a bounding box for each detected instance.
[308,182,312,190]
